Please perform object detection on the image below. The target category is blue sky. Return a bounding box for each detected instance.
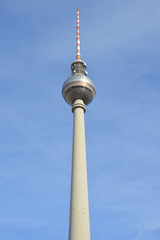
[0,0,160,239]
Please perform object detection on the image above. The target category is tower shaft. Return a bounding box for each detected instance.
[69,99,90,240]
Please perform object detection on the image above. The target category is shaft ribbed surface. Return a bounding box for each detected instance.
[69,99,90,240]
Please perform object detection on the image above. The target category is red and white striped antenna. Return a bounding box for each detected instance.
[76,9,81,60]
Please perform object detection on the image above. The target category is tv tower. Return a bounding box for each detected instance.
[62,9,96,240]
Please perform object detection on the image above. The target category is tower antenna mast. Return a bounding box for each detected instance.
[76,9,81,60]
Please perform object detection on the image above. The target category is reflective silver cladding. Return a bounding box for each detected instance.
[62,74,95,106]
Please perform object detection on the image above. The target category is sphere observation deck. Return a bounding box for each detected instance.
[62,59,96,106]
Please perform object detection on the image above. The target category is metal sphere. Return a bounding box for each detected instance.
[62,73,95,106]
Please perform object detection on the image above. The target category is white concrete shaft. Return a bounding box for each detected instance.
[69,99,90,240]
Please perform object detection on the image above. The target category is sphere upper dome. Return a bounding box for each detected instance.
[62,73,95,106]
